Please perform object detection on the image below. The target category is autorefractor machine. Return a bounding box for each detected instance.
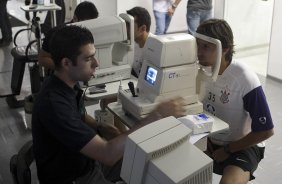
[119,33,222,120]
[73,13,135,86]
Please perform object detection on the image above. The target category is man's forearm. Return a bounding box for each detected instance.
[84,114,99,130]
[174,0,181,6]
[229,129,274,153]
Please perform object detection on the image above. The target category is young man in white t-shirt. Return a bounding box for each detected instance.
[99,7,154,125]
[126,6,154,78]
[196,19,274,183]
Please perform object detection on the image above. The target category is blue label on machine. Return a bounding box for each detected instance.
[195,113,209,121]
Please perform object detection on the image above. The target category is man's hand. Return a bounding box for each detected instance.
[168,7,175,16]
[153,97,186,118]
[205,138,215,158]
[206,139,229,162]
[212,147,229,162]
[98,123,121,140]
[141,97,186,126]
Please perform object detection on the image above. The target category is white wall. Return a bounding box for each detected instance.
[117,0,189,33]
[78,0,188,33]
[213,0,225,19]
[223,0,273,50]
[267,0,282,80]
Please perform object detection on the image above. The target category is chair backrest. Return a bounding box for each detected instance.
[10,140,34,184]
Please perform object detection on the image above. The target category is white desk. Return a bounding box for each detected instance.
[21,4,62,12]
[21,4,62,27]
[107,102,229,150]
[107,102,228,132]
[85,77,138,101]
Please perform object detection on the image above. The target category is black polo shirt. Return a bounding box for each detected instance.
[32,75,96,184]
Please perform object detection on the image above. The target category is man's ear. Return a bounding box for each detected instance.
[140,25,147,32]
[221,48,229,59]
[222,48,229,55]
[61,58,72,69]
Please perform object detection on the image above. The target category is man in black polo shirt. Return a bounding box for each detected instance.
[32,25,186,184]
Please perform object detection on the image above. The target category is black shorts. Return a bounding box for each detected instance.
[210,141,265,181]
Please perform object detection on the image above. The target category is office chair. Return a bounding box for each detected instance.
[10,140,35,184]
[6,12,41,108]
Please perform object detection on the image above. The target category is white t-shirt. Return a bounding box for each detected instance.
[132,33,154,77]
[198,60,273,145]
[153,0,173,12]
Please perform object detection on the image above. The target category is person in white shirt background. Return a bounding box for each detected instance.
[126,6,154,78]
[153,0,182,35]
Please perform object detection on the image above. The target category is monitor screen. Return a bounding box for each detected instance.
[145,66,158,85]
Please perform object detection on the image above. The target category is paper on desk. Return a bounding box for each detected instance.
[189,133,208,144]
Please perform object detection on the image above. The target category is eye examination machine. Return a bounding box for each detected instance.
[119,33,222,120]
[121,116,214,184]
[73,13,134,86]
[119,33,222,184]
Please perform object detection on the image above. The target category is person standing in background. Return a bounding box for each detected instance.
[0,0,12,47]
[126,6,154,78]
[186,0,213,35]
[153,0,182,35]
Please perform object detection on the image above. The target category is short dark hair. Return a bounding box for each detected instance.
[50,25,94,69]
[127,6,151,32]
[196,19,235,62]
[74,1,99,21]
